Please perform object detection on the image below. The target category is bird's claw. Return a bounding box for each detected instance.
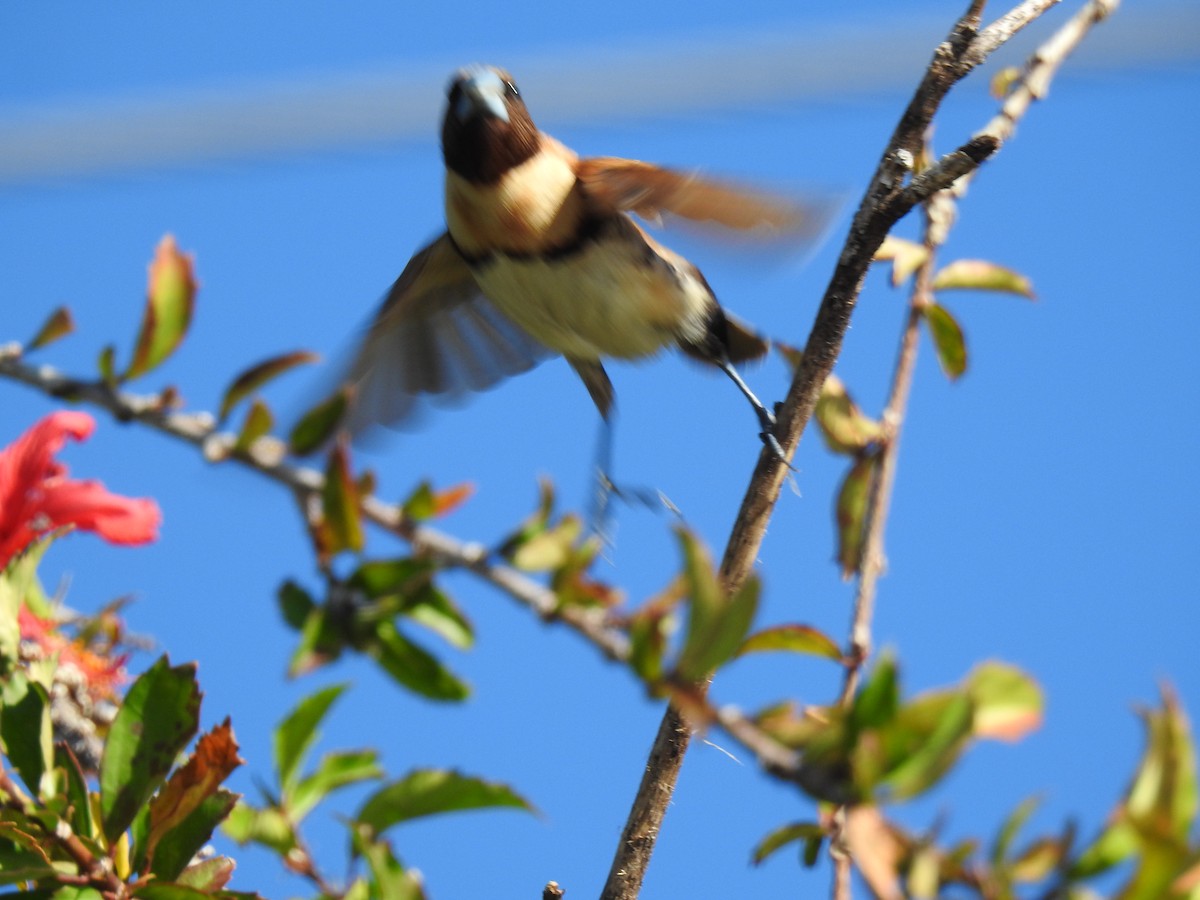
[757,408,794,470]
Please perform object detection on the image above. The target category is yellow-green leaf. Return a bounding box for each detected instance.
[233,399,274,453]
[675,527,758,681]
[967,662,1044,742]
[1127,685,1197,841]
[931,259,1035,299]
[98,344,118,386]
[125,235,197,381]
[28,306,75,350]
[922,303,967,380]
[751,821,825,866]
[835,454,878,579]
[356,769,535,834]
[290,388,349,456]
[990,66,1022,99]
[218,350,319,424]
[875,236,930,287]
[738,624,843,662]
[510,516,582,572]
[815,374,883,455]
[321,442,364,557]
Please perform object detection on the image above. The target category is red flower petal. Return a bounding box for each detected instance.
[0,412,160,568]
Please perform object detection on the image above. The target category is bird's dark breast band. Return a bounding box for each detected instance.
[448,211,613,267]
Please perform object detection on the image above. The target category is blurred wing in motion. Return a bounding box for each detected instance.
[577,156,836,241]
[339,232,554,434]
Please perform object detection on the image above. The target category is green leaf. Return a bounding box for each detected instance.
[850,655,899,735]
[47,889,104,900]
[835,454,877,579]
[627,586,681,687]
[55,743,94,837]
[132,883,211,900]
[149,789,240,882]
[351,826,427,900]
[289,389,348,456]
[321,442,364,556]
[815,374,883,456]
[879,692,973,800]
[125,235,196,381]
[401,482,437,521]
[676,575,760,682]
[356,769,534,836]
[232,400,274,454]
[363,623,469,701]
[175,855,236,893]
[908,844,941,897]
[401,482,474,522]
[0,848,60,885]
[28,307,76,350]
[98,345,117,386]
[1009,836,1064,883]
[218,350,319,424]
[738,624,843,662]
[289,750,383,822]
[0,674,53,798]
[100,657,202,843]
[1116,831,1194,900]
[287,605,343,677]
[967,662,1044,742]
[401,586,474,650]
[510,517,583,572]
[348,560,473,650]
[751,821,826,865]
[931,259,1035,299]
[1071,818,1139,879]
[0,565,30,668]
[350,559,434,599]
[1123,685,1197,842]
[221,804,296,856]
[674,527,759,681]
[277,580,316,632]
[922,303,967,380]
[991,795,1042,867]
[273,683,347,792]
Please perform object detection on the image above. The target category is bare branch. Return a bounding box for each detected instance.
[599,0,1118,895]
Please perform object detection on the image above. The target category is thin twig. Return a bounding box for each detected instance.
[0,346,631,663]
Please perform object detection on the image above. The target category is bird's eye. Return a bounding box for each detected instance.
[504,80,519,98]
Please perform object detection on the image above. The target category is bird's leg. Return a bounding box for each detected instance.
[588,415,618,543]
[586,416,682,543]
[715,357,793,467]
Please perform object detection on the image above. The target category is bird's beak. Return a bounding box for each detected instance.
[455,72,510,124]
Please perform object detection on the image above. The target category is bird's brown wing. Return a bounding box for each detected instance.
[576,157,832,238]
[340,232,553,433]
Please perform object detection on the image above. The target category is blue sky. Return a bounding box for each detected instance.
[3,2,1199,897]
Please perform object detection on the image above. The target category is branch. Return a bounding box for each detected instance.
[0,346,631,663]
[0,766,127,898]
[600,0,1116,895]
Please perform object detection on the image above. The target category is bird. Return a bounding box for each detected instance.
[336,64,830,458]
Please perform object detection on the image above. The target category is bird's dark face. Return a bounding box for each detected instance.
[441,66,540,184]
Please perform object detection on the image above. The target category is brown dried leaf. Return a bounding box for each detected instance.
[146,719,243,859]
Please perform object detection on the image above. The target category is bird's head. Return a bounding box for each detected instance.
[441,66,540,184]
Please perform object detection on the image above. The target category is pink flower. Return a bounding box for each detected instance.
[0,411,161,569]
